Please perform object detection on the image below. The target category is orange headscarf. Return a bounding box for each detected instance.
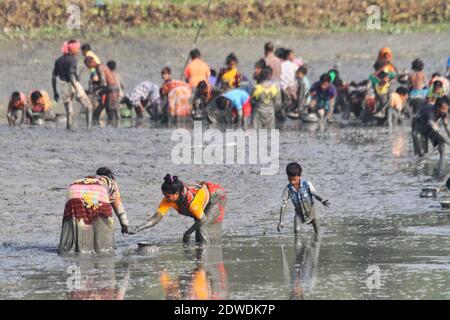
[378,47,393,63]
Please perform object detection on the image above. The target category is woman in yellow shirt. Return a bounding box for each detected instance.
[27,90,55,123]
[135,174,226,244]
[216,53,242,91]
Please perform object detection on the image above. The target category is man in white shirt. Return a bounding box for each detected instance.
[280,49,299,116]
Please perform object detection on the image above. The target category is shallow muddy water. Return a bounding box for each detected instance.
[0,33,449,299]
[0,120,449,299]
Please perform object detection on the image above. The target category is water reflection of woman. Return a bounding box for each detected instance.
[65,259,130,300]
[159,246,228,300]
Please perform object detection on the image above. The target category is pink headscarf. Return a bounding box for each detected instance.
[61,40,80,54]
[293,58,304,67]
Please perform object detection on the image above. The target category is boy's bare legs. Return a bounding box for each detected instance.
[312,218,320,236]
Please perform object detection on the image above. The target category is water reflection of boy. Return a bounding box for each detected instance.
[281,236,321,300]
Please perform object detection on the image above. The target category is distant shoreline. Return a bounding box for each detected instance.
[1,23,450,41]
[1,0,449,40]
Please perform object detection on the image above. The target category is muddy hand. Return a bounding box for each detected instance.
[122,225,138,235]
[322,199,330,208]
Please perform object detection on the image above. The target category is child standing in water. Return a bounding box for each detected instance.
[277,162,330,235]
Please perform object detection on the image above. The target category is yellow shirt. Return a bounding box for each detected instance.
[85,51,101,76]
[252,83,278,100]
[220,68,238,89]
[86,51,101,64]
[375,82,390,96]
[157,184,210,220]
[29,90,52,112]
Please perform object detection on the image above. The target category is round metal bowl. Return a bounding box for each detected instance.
[32,117,44,126]
[136,242,159,256]
[55,114,67,123]
[301,113,319,123]
[420,188,437,198]
[440,201,450,209]
[120,108,132,119]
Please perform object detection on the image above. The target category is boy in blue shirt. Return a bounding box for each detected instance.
[217,88,251,128]
[278,162,330,235]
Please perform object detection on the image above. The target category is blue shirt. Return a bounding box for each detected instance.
[223,89,250,110]
[287,180,315,208]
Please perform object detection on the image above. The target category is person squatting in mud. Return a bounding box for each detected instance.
[412,96,450,163]
[58,167,135,255]
[277,162,330,235]
[160,67,192,121]
[215,88,252,129]
[133,174,226,245]
[27,90,55,123]
[84,56,122,126]
[122,80,161,121]
[308,73,337,123]
[52,40,93,130]
[7,92,27,126]
[7,90,55,126]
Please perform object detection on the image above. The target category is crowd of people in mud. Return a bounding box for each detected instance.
[6,40,450,162]
[7,40,450,131]
[8,40,450,129]
[7,40,450,161]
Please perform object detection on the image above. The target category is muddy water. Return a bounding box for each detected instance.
[0,122,449,299]
[0,33,450,299]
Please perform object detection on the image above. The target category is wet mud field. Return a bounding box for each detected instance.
[0,33,449,299]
